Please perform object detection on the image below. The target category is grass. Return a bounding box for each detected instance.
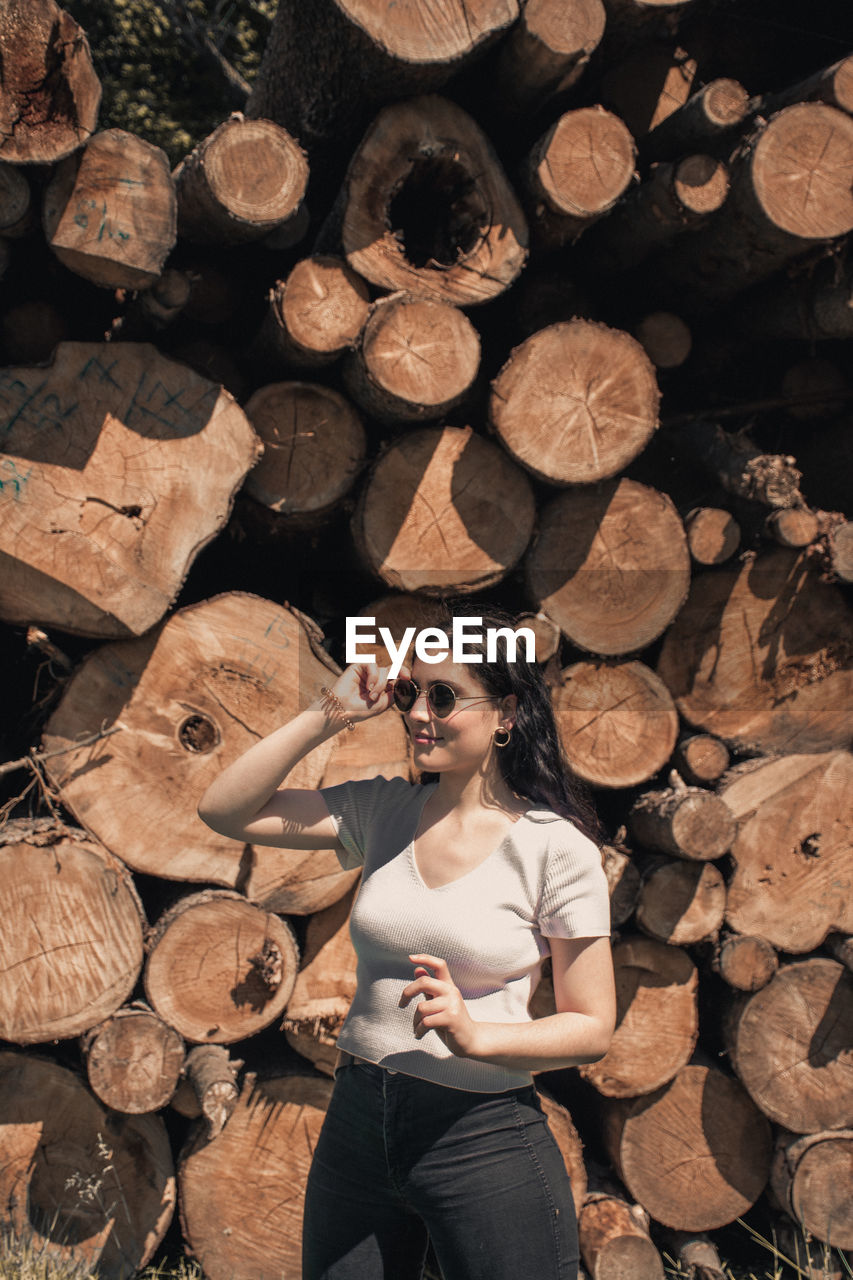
[2,1219,849,1280]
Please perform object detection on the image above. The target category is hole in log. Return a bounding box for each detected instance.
[178,714,220,753]
[388,157,487,268]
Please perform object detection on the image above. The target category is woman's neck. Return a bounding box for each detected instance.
[428,766,524,821]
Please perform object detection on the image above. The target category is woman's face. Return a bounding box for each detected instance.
[402,654,515,775]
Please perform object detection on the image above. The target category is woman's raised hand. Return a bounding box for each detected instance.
[326,661,397,723]
[399,954,482,1059]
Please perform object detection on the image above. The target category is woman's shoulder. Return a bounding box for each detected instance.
[330,773,431,808]
[522,808,603,864]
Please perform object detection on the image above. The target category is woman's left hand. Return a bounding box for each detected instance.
[399,954,481,1058]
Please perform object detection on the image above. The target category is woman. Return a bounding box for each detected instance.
[198,611,616,1280]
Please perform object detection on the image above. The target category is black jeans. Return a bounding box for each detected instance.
[302,1060,579,1280]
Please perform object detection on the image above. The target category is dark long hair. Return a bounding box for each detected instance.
[417,604,604,847]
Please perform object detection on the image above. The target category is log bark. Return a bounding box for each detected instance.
[82,1004,185,1114]
[580,935,698,1097]
[640,78,751,162]
[491,0,606,115]
[247,0,518,161]
[258,255,370,367]
[174,116,308,244]
[179,1071,332,1280]
[761,54,853,116]
[635,858,726,944]
[338,96,528,305]
[770,1129,853,1249]
[144,890,300,1045]
[175,1045,243,1138]
[657,549,853,755]
[524,479,689,656]
[0,1050,175,1279]
[43,595,338,885]
[634,311,692,369]
[283,885,359,1075]
[723,958,853,1133]
[490,321,660,485]
[0,343,260,637]
[781,357,851,420]
[343,293,481,422]
[579,1192,665,1280]
[538,1089,588,1214]
[602,1063,773,1231]
[628,778,736,861]
[525,107,636,247]
[712,933,778,992]
[551,660,679,789]
[657,105,853,306]
[673,734,730,787]
[242,381,366,519]
[825,932,853,973]
[736,250,853,342]
[684,506,740,564]
[600,43,698,137]
[43,130,177,290]
[121,268,193,336]
[0,821,145,1045]
[0,0,101,165]
[829,520,853,584]
[352,424,536,595]
[602,843,642,928]
[0,298,68,364]
[586,155,729,272]
[670,420,805,508]
[0,161,34,237]
[661,1232,726,1280]
[717,751,853,952]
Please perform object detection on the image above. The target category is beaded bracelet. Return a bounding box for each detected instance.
[320,686,356,732]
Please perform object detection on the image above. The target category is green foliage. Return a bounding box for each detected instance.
[63,0,275,164]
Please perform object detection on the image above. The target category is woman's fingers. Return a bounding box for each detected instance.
[408,954,451,980]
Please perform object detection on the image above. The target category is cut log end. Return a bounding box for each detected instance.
[273,255,370,361]
[525,479,689,656]
[342,97,528,305]
[714,934,778,991]
[673,155,730,214]
[635,312,692,368]
[753,104,853,240]
[353,425,535,595]
[346,294,480,421]
[529,108,636,241]
[553,660,680,789]
[490,322,660,486]
[243,381,366,516]
[84,1008,185,1113]
[337,0,518,63]
[176,117,308,244]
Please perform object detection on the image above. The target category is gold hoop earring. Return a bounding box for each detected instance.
[493,726,511,748]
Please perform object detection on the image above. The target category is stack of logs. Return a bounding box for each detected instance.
[0,0,851,1277]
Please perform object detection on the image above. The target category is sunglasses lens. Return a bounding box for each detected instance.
[428,684,457,718]
[393,678,417,712]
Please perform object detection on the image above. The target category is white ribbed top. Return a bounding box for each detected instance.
[319,775,610,1092]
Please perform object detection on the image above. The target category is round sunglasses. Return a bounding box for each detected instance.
[392,676,499,719]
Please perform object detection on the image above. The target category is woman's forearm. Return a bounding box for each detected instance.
[197,699,342,835]
[465,1011,612,1072]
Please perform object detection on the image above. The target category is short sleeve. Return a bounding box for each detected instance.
[538,826,611,939]
[317,775,410,871]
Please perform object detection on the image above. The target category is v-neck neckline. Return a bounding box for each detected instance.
[408,784,531,892]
